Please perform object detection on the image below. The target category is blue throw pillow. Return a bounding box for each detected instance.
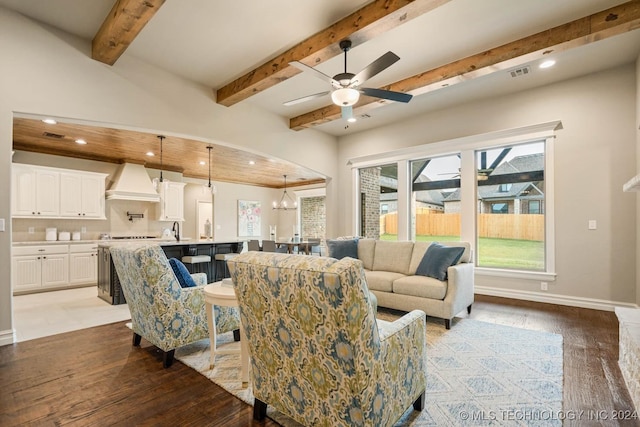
[168,258,197,288]
[326,238,358,260]
[415,243,465,281]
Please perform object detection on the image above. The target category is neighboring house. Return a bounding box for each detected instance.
[443,154,544,214]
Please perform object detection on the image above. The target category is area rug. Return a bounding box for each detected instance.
[175,316,563,426]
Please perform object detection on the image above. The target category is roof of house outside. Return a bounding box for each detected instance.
[441,153,544,202]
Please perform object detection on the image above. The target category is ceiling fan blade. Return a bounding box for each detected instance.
[349,51,400,87]
[289,61,340,87]
[360,87,412,103]
[283,91,330,106]
[341,106,353,120]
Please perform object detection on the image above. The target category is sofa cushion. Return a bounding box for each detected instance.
[358,239,376,270]
[372,241,414,275]
[393,275,448,300]
[408,241,472,274]
[168,258,197,288]
[326,238,358,260]
[364,270,406,293]
[415,243,465,281]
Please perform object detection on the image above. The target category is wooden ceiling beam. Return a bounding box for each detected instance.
[215,0,451,107]
[290,0,640,130]
[92,0,166,65]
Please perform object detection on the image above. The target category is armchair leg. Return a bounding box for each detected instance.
[253,398,267,420]
[467,304,473,315]
[445,319,451,330]
[163,349,175,368]
[413,391,425,411]
[233,329,241,342]
[132,332,141,347]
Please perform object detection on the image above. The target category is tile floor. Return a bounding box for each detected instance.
[12,286,131,342]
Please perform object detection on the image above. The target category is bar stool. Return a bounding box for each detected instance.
[182,255,212,275]
[214,253,238,281]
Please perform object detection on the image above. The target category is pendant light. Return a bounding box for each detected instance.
[153,135,169,191]
[205,145,217,194]
[272,174,297,210]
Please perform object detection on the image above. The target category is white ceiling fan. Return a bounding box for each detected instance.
[284,40,413,120]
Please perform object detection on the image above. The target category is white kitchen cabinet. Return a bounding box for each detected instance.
[69,243,98,285]
[12,164,60,217]
[12,245,69,292]
[157,181,185,221]
[59,171,107,219]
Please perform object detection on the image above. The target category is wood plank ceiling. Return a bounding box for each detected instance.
[12,118,325,189]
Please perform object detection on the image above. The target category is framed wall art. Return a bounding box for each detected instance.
[238,200,261,237]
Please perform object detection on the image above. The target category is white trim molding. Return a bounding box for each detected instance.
[0,329,15,346]
[475,268,557,282]
[475,285,638,312]
[347,120,563,168]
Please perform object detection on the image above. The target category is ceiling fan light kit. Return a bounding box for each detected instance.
[285,39,412,119]
[331,87,360,106]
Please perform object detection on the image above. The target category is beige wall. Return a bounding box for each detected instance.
[636,54,640,307]
[0,7,337,342]
[337,64,637,305]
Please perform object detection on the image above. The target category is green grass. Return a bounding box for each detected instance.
[380,234,544,270]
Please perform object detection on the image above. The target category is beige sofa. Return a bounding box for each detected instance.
[358,240,474,329]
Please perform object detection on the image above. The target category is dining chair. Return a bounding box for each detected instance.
[261,240,276,252]
[247,239,261,251]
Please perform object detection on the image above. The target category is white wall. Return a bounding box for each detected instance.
[337,64,638,306]
[0,7,338,343]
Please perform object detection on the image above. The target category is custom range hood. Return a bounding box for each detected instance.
[105,163,160,202]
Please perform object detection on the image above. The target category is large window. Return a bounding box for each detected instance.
[410,154,461,242]
[350,121,558,278]
[476,142,545,270]
[359,164,397,240]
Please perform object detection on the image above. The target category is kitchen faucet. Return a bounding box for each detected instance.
[172,221,180,241]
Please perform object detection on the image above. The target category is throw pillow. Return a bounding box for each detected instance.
[415,243,465,281]
[168,258,197,288]
[326,238,358,260]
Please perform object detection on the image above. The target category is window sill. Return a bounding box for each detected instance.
[475,267,556,282]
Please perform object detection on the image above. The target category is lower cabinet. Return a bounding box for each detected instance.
[12,245,69,292]
[12,243,98,294]
[69,244,98,285]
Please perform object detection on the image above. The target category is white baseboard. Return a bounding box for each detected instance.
[0,329,16,346]
[475,285,639,312]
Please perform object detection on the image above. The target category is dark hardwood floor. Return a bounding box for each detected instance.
[1,295,638,426]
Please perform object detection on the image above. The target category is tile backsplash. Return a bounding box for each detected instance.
[12,199,174,242]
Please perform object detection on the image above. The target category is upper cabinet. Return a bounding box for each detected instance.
[59,172,106,219]
[12,164,60,217]
[12,164,107,219]
[157,181,185,221]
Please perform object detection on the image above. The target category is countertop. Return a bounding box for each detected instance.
[13,238,245,247]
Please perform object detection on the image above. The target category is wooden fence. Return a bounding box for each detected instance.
[381,212,544,241]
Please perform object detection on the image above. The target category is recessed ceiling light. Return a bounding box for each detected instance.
[42,118,57,125]
[539,59,556,69]
[75,139,87,145]
[146,152,154,157]
[249,160,255,165]
[199,161,206,165]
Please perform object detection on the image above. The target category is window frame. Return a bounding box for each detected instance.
[350,121,560,281]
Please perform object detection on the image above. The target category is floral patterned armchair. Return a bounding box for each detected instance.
[228,252,427,426]
[109,244,240,368]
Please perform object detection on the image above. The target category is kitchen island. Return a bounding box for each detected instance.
[97,239,244,305]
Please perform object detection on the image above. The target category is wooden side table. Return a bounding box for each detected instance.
[204,280,249,387]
